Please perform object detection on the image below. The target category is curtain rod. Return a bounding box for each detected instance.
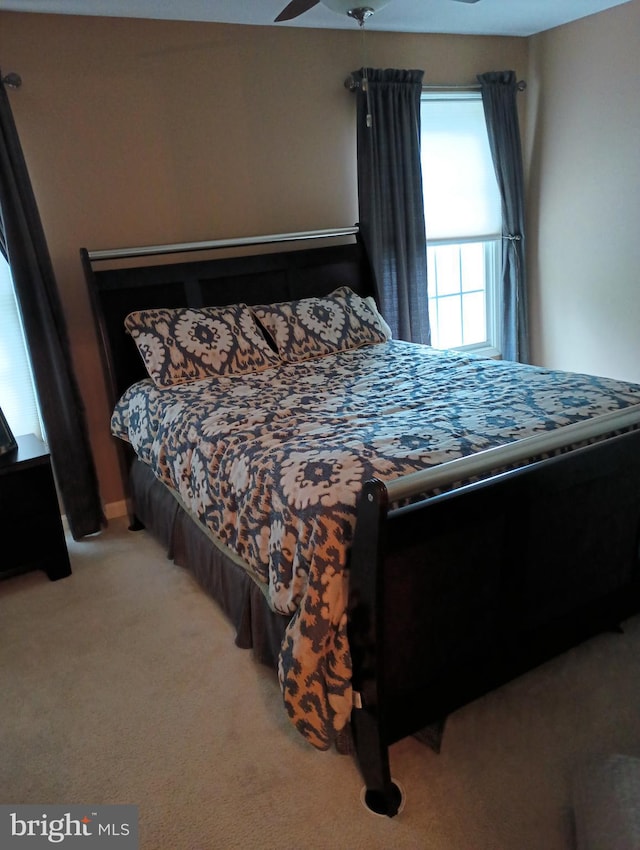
[344,75,526,92]
[423,80,527,92]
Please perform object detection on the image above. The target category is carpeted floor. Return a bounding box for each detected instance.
[1,516,640,849]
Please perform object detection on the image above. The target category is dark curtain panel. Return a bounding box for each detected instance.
[477,70,529,363]
[353,68,430,345]
[0,74,104,538]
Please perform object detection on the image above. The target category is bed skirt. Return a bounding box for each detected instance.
[129,458,290,670]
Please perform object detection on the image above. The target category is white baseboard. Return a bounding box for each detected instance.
[61,500,128,535]
[105,500,128,520]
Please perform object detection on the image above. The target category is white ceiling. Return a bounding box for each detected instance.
[0,0,635,37]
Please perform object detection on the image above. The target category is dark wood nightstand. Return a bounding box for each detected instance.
[0,434,72,581]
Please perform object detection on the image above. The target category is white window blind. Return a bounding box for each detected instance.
[421,94,502,241]
[0,253,43,440]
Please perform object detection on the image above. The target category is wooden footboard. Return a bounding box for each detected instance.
[347,410,640,816]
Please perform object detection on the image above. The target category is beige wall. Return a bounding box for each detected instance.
[526,0,640,382]
[0,11,526,511]
[6,7,637,514]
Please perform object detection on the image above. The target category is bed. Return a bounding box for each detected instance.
[81,227,640,816]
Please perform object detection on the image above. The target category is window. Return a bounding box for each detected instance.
[421,92,502,355]
[0,253,43,439]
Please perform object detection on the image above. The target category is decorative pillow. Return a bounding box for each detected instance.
[251,287,391,364]
[124,304,281,389]
[364,295,393,340]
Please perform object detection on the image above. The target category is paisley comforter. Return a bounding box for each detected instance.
[111,340,640,749]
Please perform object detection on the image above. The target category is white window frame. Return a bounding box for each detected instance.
[427,236,502,358]
[421,91,503,358]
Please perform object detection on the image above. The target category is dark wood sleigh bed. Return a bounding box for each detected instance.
[81,227,640,817]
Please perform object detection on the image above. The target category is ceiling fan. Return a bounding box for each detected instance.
[275,0,481,26]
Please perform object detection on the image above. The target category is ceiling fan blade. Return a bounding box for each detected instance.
[451,0,482,4]
[275,0,321,22]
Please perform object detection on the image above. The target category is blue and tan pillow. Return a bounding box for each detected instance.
[124,304,281,388]
[251,287,391,364]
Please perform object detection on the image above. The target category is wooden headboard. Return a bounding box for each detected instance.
[81,227,375,412]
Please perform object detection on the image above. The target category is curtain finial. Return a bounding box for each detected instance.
[1,72,22,89]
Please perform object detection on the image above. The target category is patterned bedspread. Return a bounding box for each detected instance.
[111,340,640,749]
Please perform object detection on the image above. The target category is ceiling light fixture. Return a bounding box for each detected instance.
[320,0,391,26]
